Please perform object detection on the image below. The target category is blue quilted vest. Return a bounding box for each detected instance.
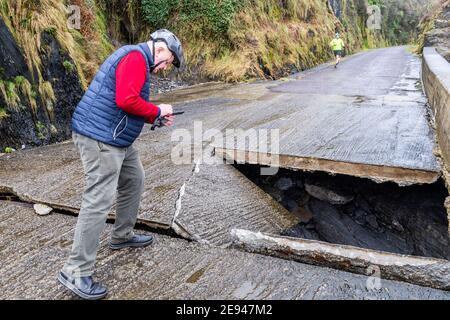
[72,43,154,147]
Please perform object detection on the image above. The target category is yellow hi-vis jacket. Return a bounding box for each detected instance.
[330,38,345,51]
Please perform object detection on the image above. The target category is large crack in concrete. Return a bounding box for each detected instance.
[170,160,210,243]
[0,192,184,239]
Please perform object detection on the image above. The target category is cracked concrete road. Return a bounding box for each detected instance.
[0,135,298,244]
[1,202,449,300]
[0,47,447,298]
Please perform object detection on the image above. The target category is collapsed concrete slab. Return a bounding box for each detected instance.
[1,202,449,299]
[231,229,450,291]
[214,47,441,186]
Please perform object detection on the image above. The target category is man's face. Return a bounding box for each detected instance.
[152,46,174,74]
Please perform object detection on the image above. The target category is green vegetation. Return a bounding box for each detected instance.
[63,60,75,73]
[0,80,20,109]
[4,147,14,153]
[418,0,446,52]
[0,0,115,89]
[368,0,383,6]
[44,26,57,36]
[141,0,241,37]
[14,75,37,112]
[0,0,434,85]
[138,0,343,81]
[366,0,432,45]
[35,121,47,140]
[0,106,8,121]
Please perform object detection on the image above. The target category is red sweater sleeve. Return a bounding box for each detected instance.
[115,51,160,124]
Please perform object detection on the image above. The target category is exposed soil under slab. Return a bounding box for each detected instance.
[235,164,450,260]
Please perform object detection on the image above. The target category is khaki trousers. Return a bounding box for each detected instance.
[62,132,145,277]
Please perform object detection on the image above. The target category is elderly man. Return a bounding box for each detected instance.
[58,29,184,300]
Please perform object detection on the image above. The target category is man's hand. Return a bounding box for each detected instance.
[150,111,183,130]
[159,104,173,117]
[163,115,174,127]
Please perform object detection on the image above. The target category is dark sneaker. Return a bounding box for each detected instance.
[109,234,154,250]
[57,271,107,300]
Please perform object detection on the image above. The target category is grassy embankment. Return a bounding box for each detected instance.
[0,0,113,123]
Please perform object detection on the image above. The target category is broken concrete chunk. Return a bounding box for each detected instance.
[33,203,53,216]
[305,182,354,205]
[231,228,450,291]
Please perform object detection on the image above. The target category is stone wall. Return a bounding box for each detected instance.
[422,1,450,63]
[422,46,450,233]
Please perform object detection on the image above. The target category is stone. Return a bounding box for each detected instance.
[308,199,413,254]
[284,187,304,199]
[391,219,405,233]
[434,19,449,29]
[261,185,283,202]
[291,206,313,224]
[366,214,379,230]
[305,182,354,205]
[355,195,372,213]
[295,179,304,189]
[274,177,293,191]
[33,203,53,216]
[354,209,368,226]
[283,199,299,212]
[281,224,321,241]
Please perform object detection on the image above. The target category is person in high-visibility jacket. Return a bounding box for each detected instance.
[330,32,345,68]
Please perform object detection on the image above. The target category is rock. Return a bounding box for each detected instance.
[366,214,379,230]
[295,179,304,189]
[261,185,283,202]
[305,182,354,205]
[282,199,298,212]
[33,203,53,216]
[354,209,368,225]
[291,206,313,223]
[434,19,449,29]
[274,177,293,191]
[355,195,372,213]
[423,2,450,63]
[342,200,358,216]
[281,224,321,241]
[308,199,413,254]
[284,187,304,199]
[391,219,404,233]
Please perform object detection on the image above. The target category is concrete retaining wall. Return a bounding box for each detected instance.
[422,47,450,233]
